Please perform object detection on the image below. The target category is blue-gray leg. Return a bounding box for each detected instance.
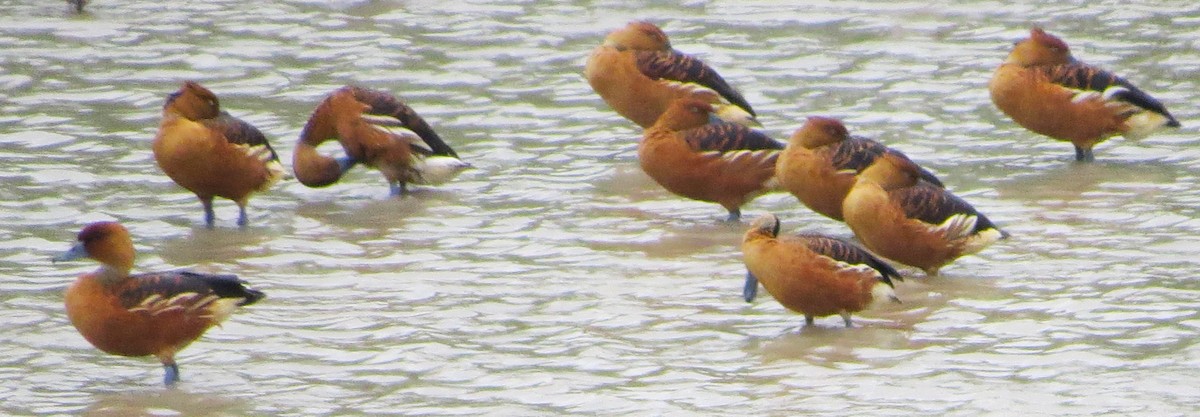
[725,208,742,222]
[743,271,759,302]
[201,197,215,229]
[390,182,408,197]
[237,205,248,228]
[163,362,180,386]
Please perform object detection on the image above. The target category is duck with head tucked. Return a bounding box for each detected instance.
[585,20,758,128]
[989,27,1180,162]
[842,152,1008,276]
[741,214,902,328]
[153,81,286,228]
[777,116,943,222]
[293,86,470,197]
[639,98,783,222]
[52,221,265,386]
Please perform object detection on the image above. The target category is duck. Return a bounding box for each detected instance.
[777,116,943,221]
[639,98,783,221]
[741,213,902,328]
[293,85,470,197]
[152,81,286,228]
[989,27,1180,162]
[52,221,264,386]
[585,20,757,128]
[842,152,1008,276]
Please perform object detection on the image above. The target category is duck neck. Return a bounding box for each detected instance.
[293,142,345,187]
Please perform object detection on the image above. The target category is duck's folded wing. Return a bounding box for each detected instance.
[892,185,1001,240]
[796,234,902,285]
[118,271,265,314]
[682,123,782,153]
[204,112,280,161]
[635,49,755,117]
[1044,63,1176,120]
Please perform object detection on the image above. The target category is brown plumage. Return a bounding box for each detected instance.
[842,152,1007,276]
[293,86,469,197]
[777,116,942,221]
[584,21,757,128]
[53,222,264,386]
[989,27,1180,162]
[639,99,782,221]
[741,214,902,328]
[152,81,285,228]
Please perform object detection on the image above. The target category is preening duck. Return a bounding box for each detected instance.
[293,86,470,197]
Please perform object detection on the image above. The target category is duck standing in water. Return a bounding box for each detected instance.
[293,86,470,197]
[989,27,1180,162]
[53,222,265,386]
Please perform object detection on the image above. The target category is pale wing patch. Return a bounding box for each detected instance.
[931,213,979,243]
[660,80,719,100]
[233,143,288,184]
[128,292,221,319]
[369,120,441,154]
[1069,90,1102,104]
[1069,86,1175,140]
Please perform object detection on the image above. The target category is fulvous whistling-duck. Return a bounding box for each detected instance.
[777,116,943,221]
[842,152,1008,276]
[989,27,1180,162]
[153,81,286,228]
[52,222,264,386]
[585,21,758,128]
[742,214,902,328]
[293,85,470,197]
[639,98,783,221]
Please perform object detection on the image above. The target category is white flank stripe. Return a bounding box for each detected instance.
[932,213,978,242]
[1070,90,1101,104]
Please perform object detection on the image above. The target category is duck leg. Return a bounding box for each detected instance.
[161,359,180,386]
[200,196,215,228]
[1074,144,1095,162]
[724,208,741,222]
[390,181,408,197]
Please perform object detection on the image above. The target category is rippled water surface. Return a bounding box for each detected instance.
[2,1,1199,415]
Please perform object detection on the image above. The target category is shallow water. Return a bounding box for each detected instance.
[2,1,1199,416]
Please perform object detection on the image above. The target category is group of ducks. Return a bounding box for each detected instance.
[54,83,472,385]
[50,21,1180,386]
[586,22,1179,326]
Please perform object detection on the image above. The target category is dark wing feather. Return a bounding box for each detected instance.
[348,86,458,158]
[833,139,944,187]
[1044,63,1176,120]
[682,122,783,153]
[892,184,999,234]
[118,270,265,310]
[635,50,755,117]
[203,112,280,161]
[795,234,903,285]
[831,137,889,172]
